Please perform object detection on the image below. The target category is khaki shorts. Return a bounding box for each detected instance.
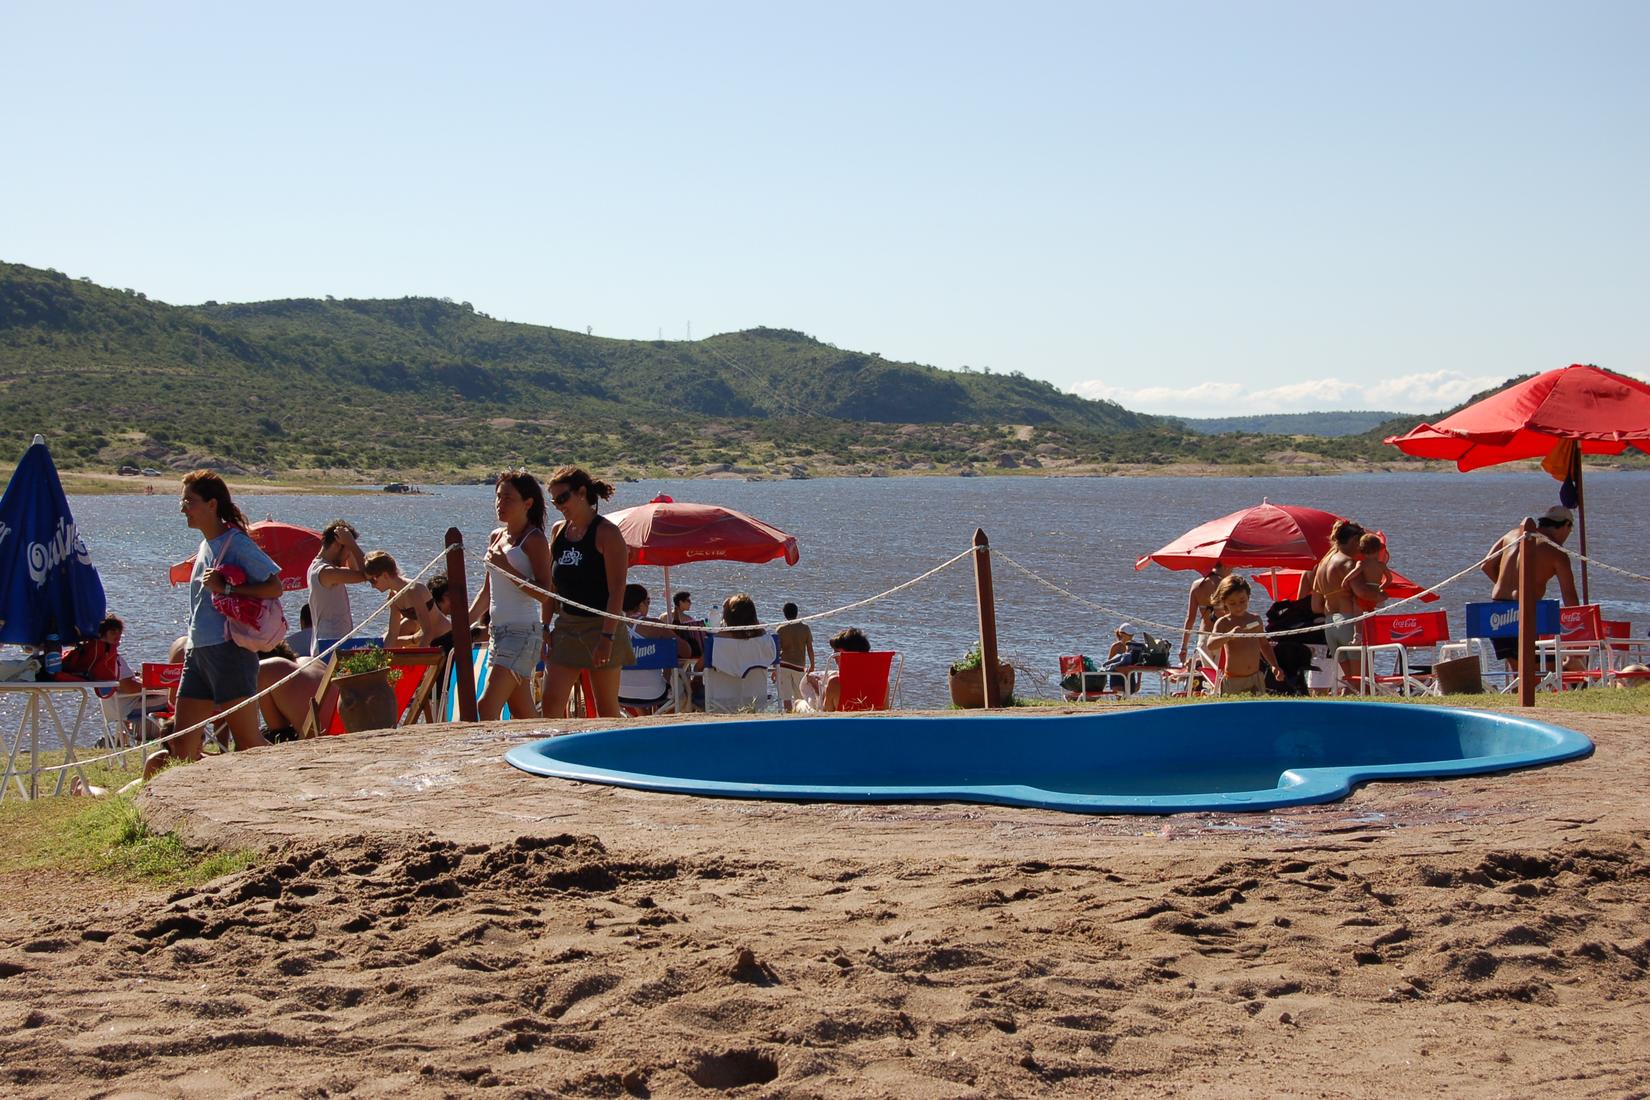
[1220,670,1267,695]
[777,665,806,706]
[550,614,635,671]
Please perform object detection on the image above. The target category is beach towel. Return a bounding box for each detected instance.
[703,633,779,678]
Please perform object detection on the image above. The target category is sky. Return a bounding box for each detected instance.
[3,1,1646,417]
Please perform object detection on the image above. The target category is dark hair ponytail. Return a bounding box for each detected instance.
[183,469,249,531]
[549,465,615,507]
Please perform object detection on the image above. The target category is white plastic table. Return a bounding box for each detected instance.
[0,680,121,801]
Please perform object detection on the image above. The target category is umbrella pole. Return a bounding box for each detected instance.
[1576,461,1589,604]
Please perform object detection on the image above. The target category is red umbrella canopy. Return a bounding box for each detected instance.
[1253,568,1438,604]
[606,501,800,568]
[168,520,322,591]
[1384,364,1650,470]
[1135,501,1344,573]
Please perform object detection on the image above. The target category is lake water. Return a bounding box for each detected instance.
[30,470,1650,710]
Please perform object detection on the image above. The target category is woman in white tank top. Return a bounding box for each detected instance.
[469,471,553,720]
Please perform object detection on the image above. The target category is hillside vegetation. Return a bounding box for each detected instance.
[1175,410,1405,437]
[0,261,1513,480]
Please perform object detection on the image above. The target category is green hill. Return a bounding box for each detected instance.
[0,260,1528,479]
[1174,410,1407,437]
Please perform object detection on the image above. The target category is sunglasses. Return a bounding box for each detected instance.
[552,489,576,506]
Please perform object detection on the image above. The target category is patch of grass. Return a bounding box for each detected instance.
[0,753,256,888]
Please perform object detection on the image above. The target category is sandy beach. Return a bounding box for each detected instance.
[3,704,1648,1097]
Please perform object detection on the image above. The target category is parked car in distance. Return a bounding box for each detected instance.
[141,467,162,476]
[117,465,140,476]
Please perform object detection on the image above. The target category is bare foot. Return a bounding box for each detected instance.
[69,775,108,798]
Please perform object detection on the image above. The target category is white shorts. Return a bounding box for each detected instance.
[777,666,806,706]
[1305,645,1342,692]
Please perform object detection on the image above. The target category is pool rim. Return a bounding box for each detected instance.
[502,702,1595,815]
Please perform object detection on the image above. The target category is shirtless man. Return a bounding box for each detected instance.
[1484,505,1579,673]
[1309,519,1365,692]
[1178,563,1229,667]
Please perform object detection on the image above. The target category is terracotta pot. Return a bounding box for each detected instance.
[948,664,1015,709]
[335,667,399,733]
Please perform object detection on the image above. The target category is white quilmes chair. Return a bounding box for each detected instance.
[702,632,779,714]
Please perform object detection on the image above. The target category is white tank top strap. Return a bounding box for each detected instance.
[489,526,543,626]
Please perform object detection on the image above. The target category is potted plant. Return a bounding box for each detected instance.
[948,641,1014,709]
[333,647,401,733]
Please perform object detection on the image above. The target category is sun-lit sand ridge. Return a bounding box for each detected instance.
[2,705,1648,1097]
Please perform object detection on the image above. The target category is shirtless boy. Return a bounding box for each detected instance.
[1207,575,1281,696]
[1483,505,1580,673]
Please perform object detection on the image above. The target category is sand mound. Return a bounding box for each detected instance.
[4,709,1650,1095]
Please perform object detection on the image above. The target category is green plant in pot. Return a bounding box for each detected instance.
[333,646,402,733]
[948,641,1014,709]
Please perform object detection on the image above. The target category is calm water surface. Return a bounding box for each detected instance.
[29,471,1650,709]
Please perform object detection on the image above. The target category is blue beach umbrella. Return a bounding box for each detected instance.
[0,435,107,646]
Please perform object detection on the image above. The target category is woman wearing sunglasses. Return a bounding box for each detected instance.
[541,465,633,717]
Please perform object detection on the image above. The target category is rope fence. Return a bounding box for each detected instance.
[14,525,1647,787]
[27,545,450,778]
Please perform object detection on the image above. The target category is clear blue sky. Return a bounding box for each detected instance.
[5,1,1646,416]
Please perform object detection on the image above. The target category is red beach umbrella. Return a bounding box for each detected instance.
[1384,363,1650,599]
[1135,500,1344,574]
[607,500,800,569]
[606,499,799,617]
[167,520,322,592]
[1252,567,1437,604]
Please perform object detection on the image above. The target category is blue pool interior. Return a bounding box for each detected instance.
[503,702,1594,814]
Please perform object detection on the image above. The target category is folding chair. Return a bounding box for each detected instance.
[703,633,780,713]
[1166,647,1220,697]
[386,646,446,725]
[620,634,680,715]
[1338,609,1452,697]
[295,652,339,740]
[446,646,531,721]
[1459,599,1562,693]
[1058,655,1116,701]
[831,650,903,711]
[1537,604,1609,691]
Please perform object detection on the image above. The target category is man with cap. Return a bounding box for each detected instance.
[1482,505,1580,674]
[1105,622,1143,694]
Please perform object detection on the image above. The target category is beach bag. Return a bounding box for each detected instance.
[210,539,287,652]
[1137,633,1171,668]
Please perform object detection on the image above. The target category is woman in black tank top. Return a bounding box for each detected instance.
[551,520,610,617]
[542,466,633,719]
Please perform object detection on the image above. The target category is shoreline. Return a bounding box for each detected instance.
[56,458,1647,496]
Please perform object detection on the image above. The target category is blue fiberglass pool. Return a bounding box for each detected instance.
[503,702,1594,815]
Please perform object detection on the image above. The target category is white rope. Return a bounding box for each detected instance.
[994,545,1507,644]
[33,545,451,778]
[1538,531,1650,585]
[484,545,981,635]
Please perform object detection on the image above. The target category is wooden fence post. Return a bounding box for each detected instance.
[1518,517,1537,708]
[973,529,1003,709]
[445,527,478,723]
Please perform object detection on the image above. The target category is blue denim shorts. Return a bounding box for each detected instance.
[178,642,259,704]
[489,622,544,680]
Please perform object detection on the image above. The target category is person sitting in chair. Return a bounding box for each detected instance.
[798,627,871,713]
[617,584,675,715]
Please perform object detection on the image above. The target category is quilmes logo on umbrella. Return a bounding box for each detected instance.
[25,517,94,586]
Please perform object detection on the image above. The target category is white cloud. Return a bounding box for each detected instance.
[1072,370,1508,418]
